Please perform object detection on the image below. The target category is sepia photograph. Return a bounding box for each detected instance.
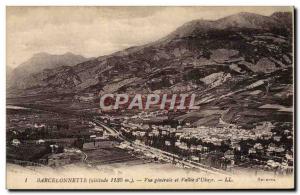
[5,6,295,190]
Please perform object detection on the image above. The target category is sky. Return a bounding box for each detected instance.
[6,6,292,68]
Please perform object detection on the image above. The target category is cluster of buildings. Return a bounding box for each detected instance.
[118,118,293,173]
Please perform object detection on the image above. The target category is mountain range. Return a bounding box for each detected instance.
[7,11,293,129]
[7,52,93,89]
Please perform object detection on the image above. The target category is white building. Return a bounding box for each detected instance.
[11,139,21,146]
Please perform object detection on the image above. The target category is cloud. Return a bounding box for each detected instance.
[6,6,292,68]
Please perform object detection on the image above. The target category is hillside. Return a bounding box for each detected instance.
[7,11,293,129]
[8,52,93,89]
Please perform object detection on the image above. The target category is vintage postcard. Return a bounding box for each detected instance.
[6,6,294,189]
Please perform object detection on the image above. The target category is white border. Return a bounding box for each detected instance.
[2,0,297,6]
[0,0,298,194]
